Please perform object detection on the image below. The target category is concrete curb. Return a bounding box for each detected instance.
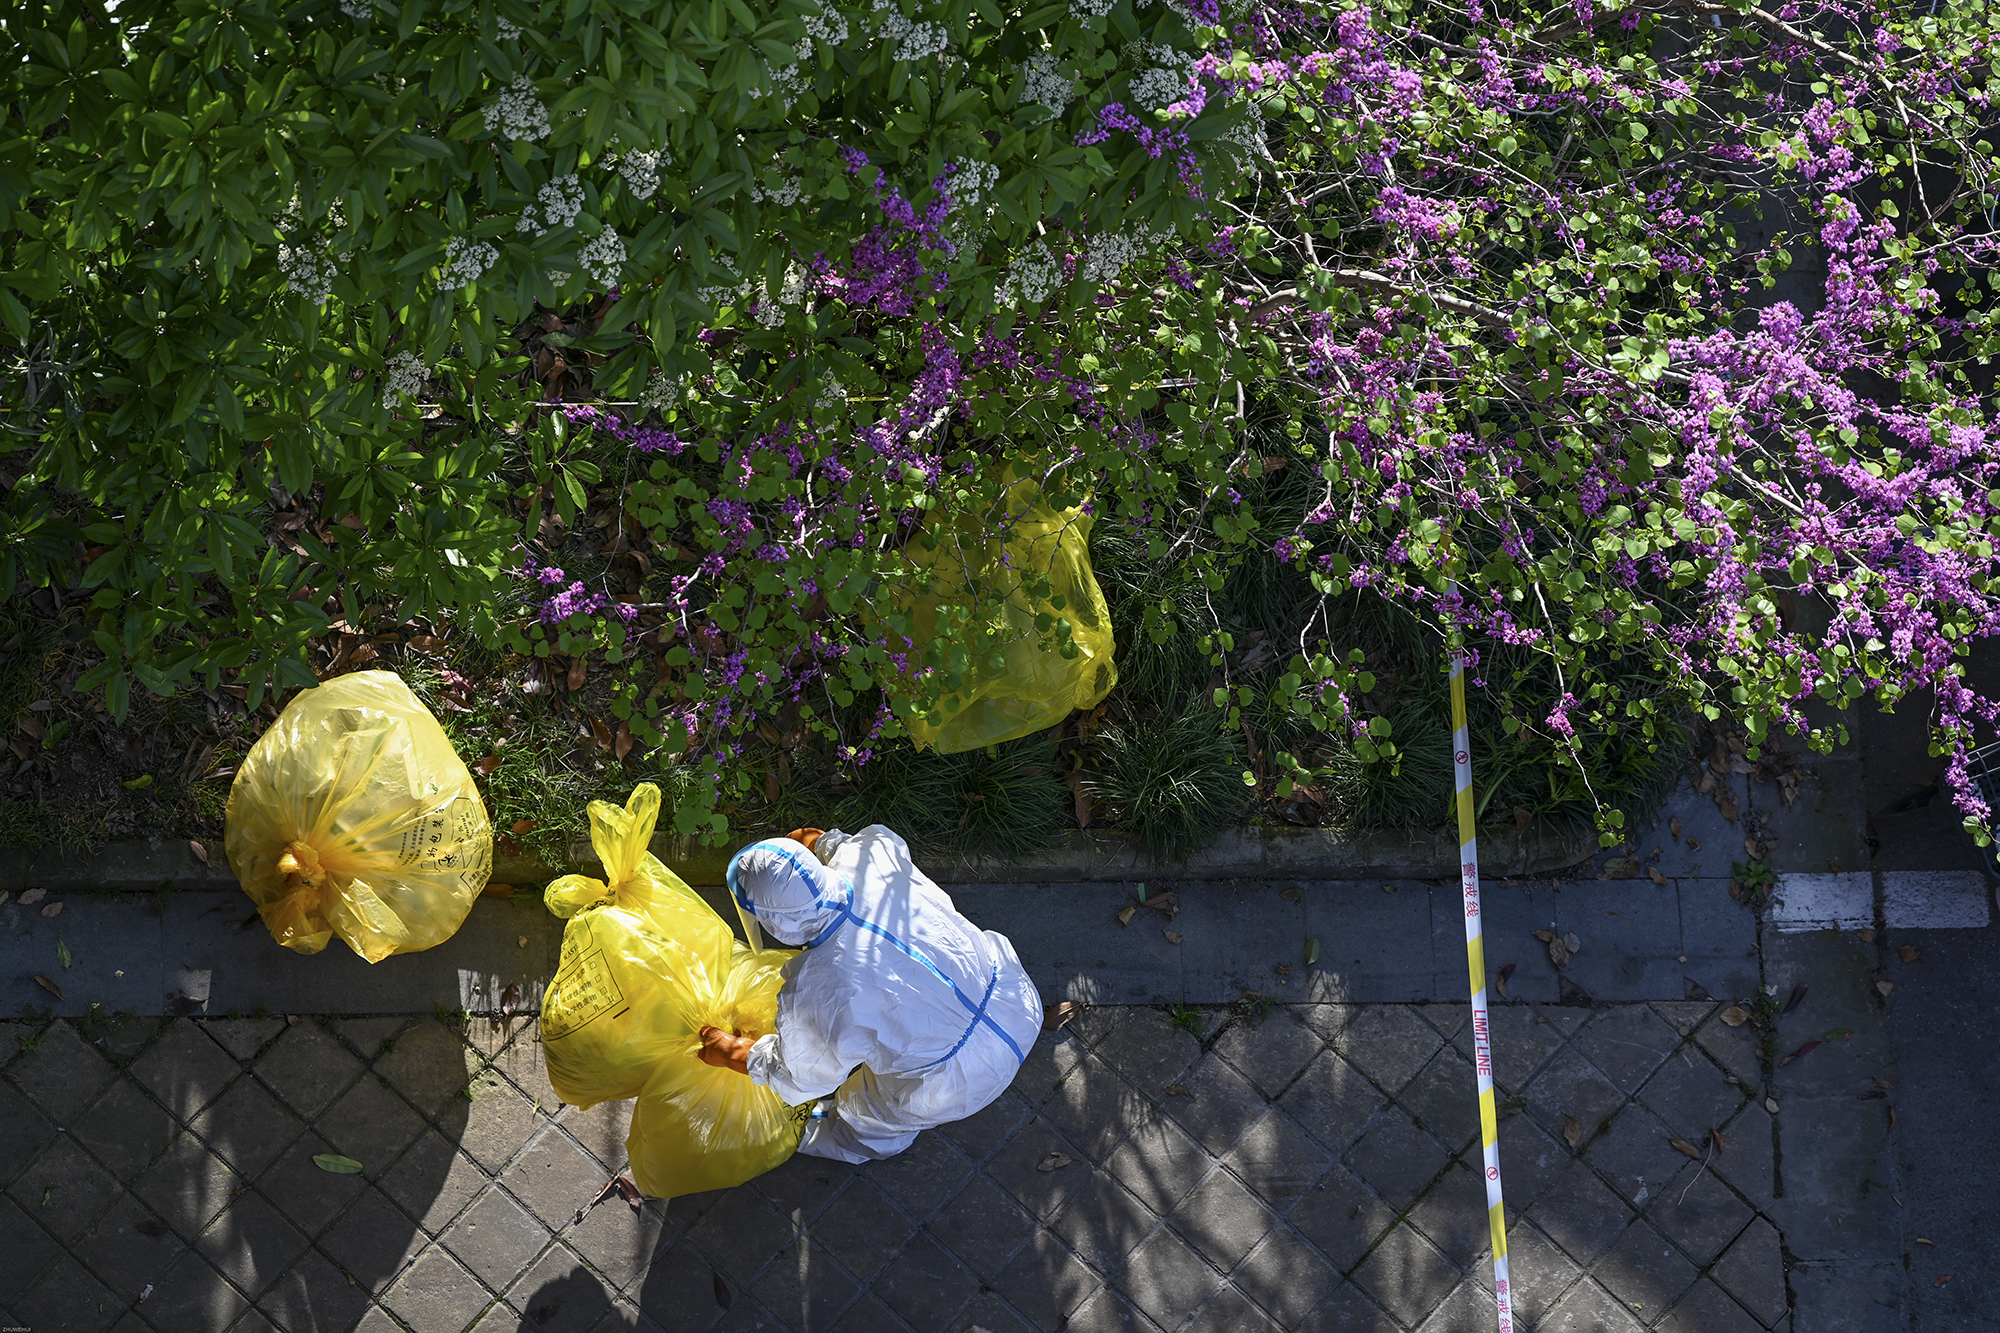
[0,821,1599,894]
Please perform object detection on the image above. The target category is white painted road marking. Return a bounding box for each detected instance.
[1772,871,1994,931]
[1770,873,1873,933]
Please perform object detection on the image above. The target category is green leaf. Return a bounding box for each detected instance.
[56,939,72,969]
[121,774,154,790]
[313,1154,365,1174]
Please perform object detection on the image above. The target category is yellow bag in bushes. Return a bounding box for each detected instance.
[542,786,807,1197]
[895,475,1118,753]
[224,670,493,963]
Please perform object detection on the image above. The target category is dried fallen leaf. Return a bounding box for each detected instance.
[1782,984,1808,1015]
[1381,882,1399,893]
[613,1176,642,1209]
[1889,1106,1897,1131]
[1744,836,1759,858]
[1068,771,1092,829]
[518,935,529,948]
[567,656,588,691]
[1036,1151,1074,1172]
[475,754,503,776]
[712,1268,733,1311]
[1915,1237,1934,1246]
[1648,867,1668,885]
[1164,1085,1192,1097]
[40,902,61,918]
[1877,980,1895,997]
[1766,1097,1780,1114]
[313,1154,364,1175]
[1117,906,1137,926]
[1856,928,1876,944]
[1533,929,1555,942]
[1562,1114,1583,1150]
[135,1219,170,1237]
[614,720,634,762]
[19,888,45,905]
[1164,930,1183,946]
[189,840,209,864]
[512,818,539,835]
[1495,962,1516,999]
[1687,837,1702,851]
[1669,1138,1703,1160]
[1710,1128,1726,1156]
[481,882,516,899]
[1547,936,1571,970]
[1935,1275,1952,1288]
[1716,789,1740,823]
[1280,888,1303,903]
[501,984,521,1019]
[1564,932,1580,954]
[1898,945,1922,964]
[1670,816,1683,841]
[1720,1005,1750,1027]
[31,974,59,1000]
[1273,964,1292,977]
[1728,880,1744,902]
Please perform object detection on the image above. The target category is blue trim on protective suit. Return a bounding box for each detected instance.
[729,839,1027,1068]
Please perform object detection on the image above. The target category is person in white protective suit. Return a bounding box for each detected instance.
[696,824,1044,1164]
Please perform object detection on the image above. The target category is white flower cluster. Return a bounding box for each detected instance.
[872,0,950,61]
[638,369,681,415]
[579,229,626,288]
[697,257,749,307]
[278,243,338,303]
[1139,0,1203,23]
[1131,63,1194,110]
[815,377,848,408]
[758,37,814,105]
[381,351,426,408]
[1127,41,1198,109]
[519,174,585,236]
[1080,224,1166,285]
[483,75,550,141]
[338,0,371,19]
[946,160,998,215]
[1019,53,1074,111]
[441,237,498,289]
[996,241,1061,308]
[549,270,573,286]
[279,193,346,232]
[752,300,785,328]
[613,149,664,201]
[1070,0,1116,19]
[803,1,850,43]
[779,264,810,305]
[496,14,521,38]
[750,174,804,207]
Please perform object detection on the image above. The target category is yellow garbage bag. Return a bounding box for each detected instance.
[625,941,813,1199]
[894,475,1118,753]
[542,785,807,1198]
[223,669,493,963]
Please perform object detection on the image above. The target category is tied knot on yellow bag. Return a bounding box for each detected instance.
[543,783,665,919]
[540,783,808,1199]
[223,671,493,963]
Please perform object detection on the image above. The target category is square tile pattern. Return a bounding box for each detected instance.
[0,1003,1787,1331]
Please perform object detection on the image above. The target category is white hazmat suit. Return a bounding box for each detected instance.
[725,825,1043,1163]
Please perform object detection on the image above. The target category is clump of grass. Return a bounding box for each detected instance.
[832,733,1069,867]
[1090,706,1249,863]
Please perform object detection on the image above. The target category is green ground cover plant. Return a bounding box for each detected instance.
[7,0,2000,868]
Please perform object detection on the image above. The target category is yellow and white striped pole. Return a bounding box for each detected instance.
[1449,629,1516,1332]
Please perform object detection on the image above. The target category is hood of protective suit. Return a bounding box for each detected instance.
[726,838,853,946]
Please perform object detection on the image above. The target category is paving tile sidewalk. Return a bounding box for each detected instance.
[0,998,1787,1333]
